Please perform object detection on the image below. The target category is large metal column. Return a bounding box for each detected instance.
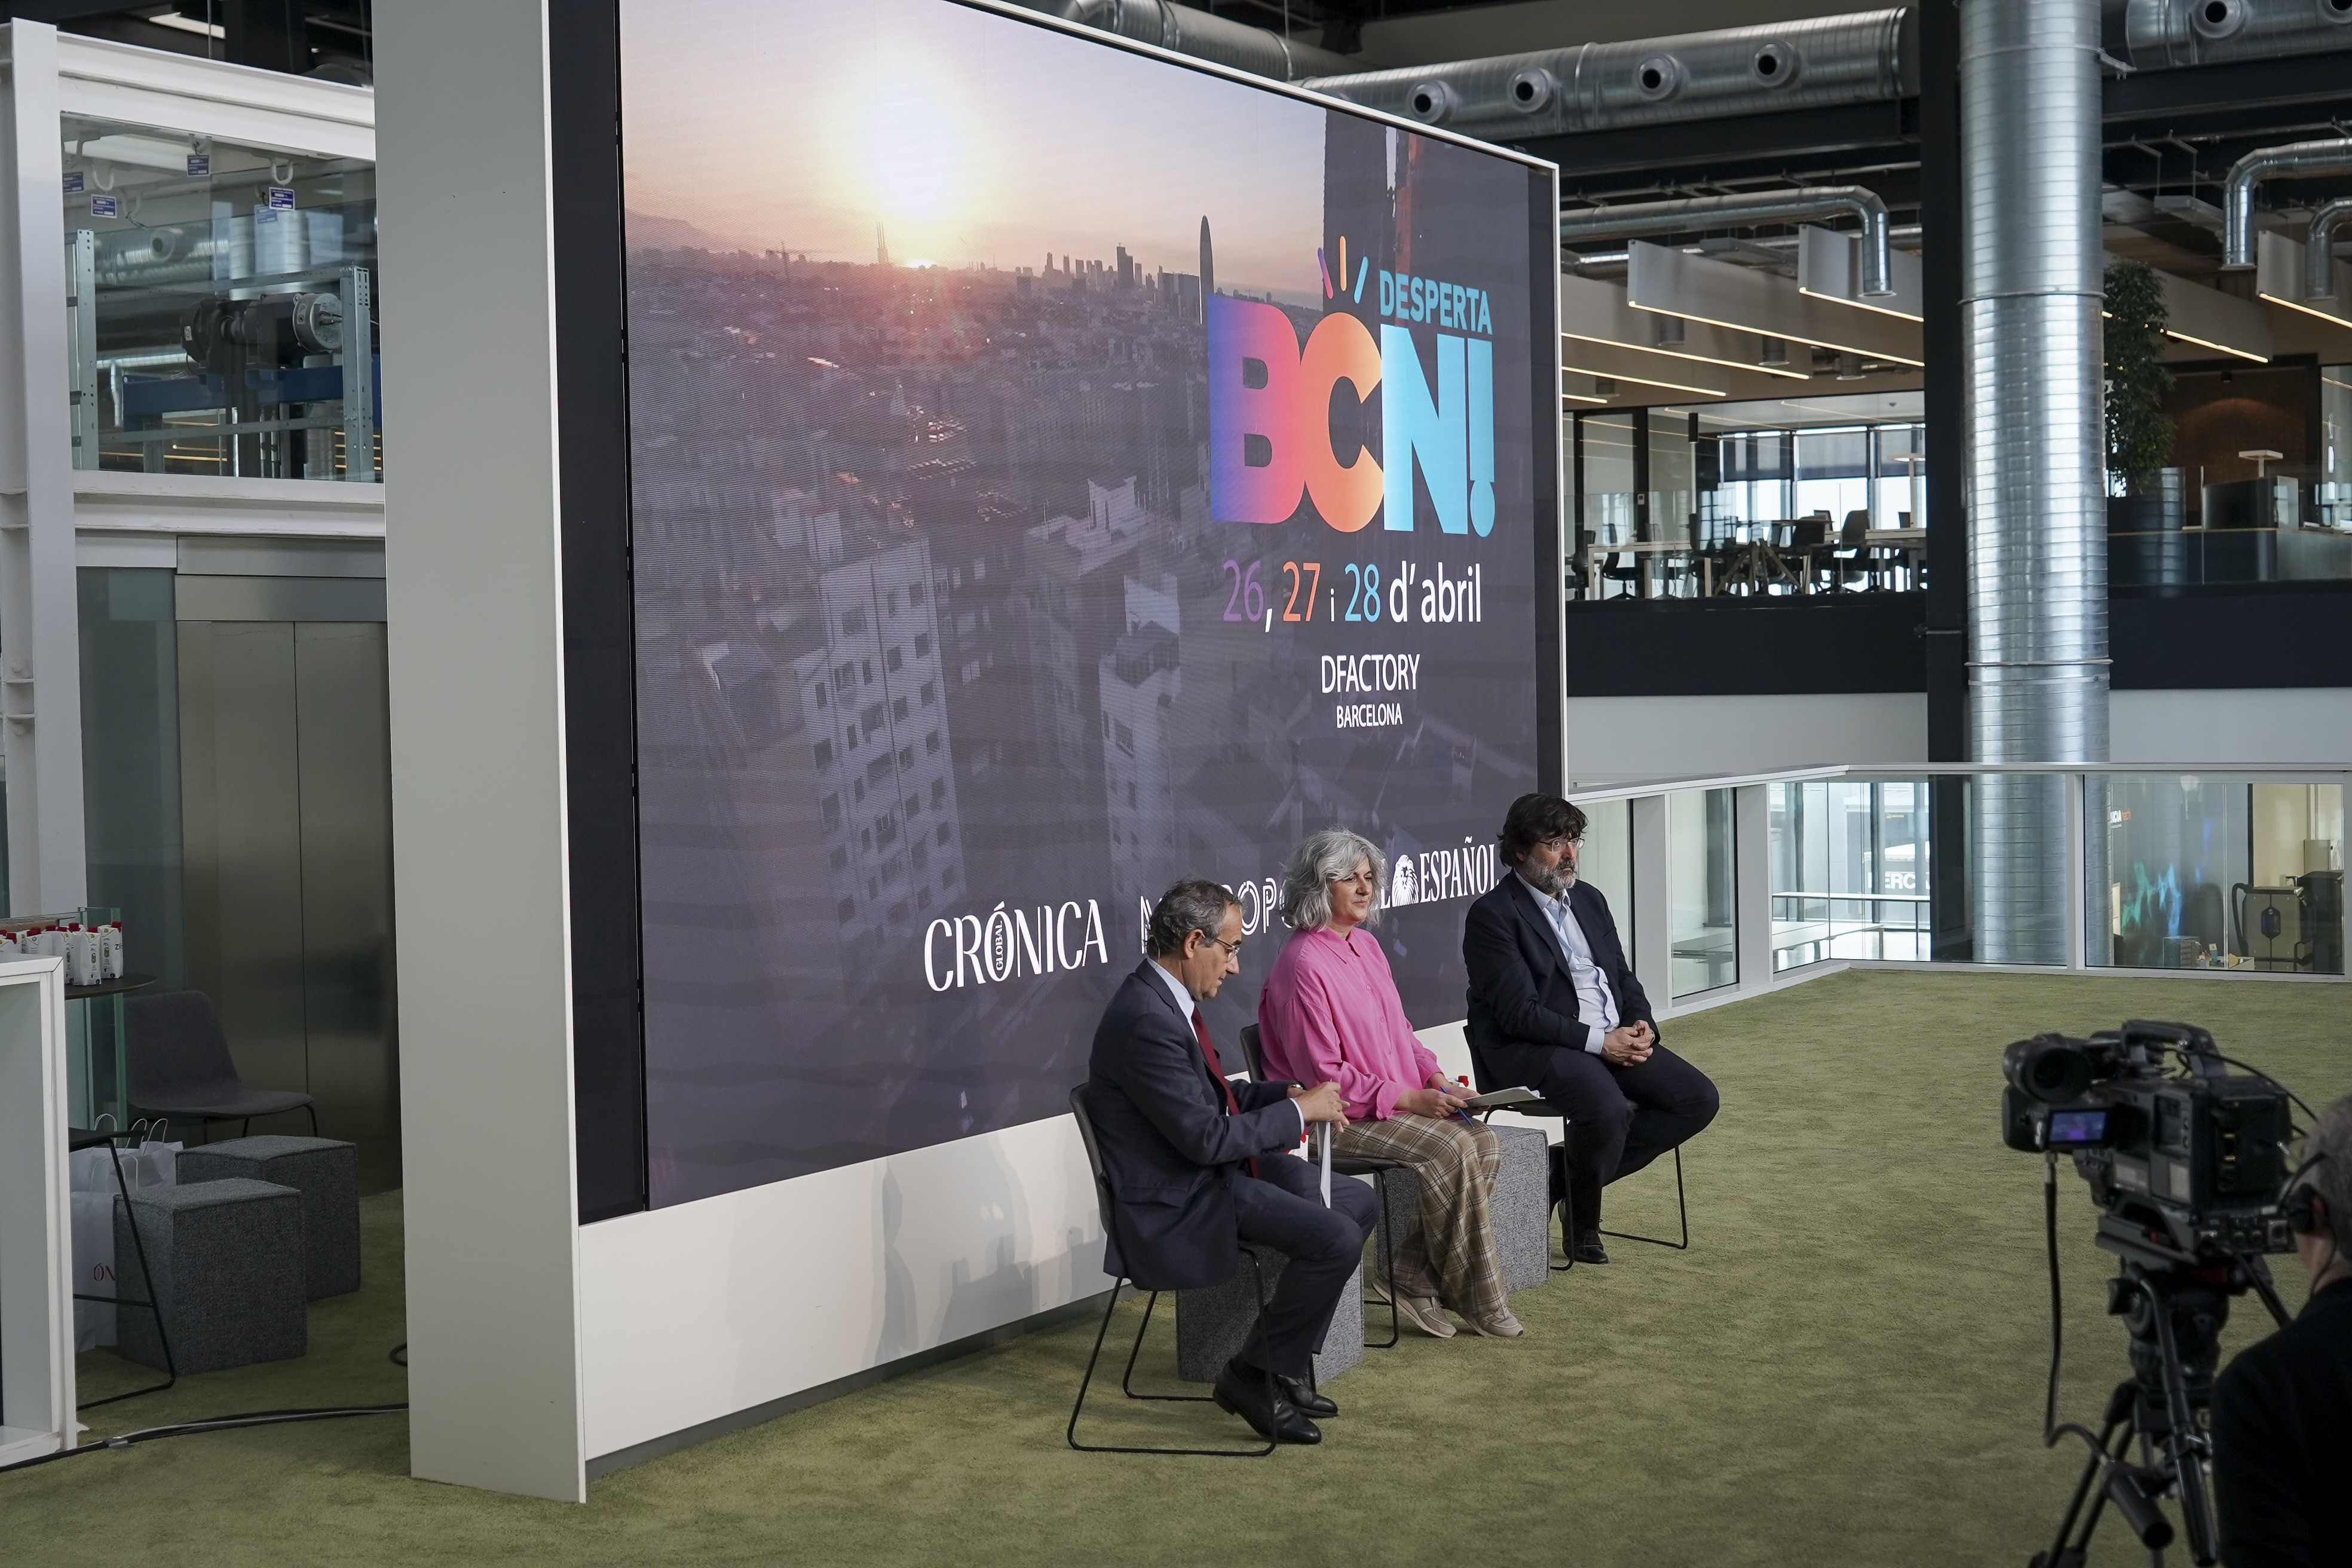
[1960,0,2108,963]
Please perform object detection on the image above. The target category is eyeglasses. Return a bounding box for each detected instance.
[1201,935,1244,960]
[1535,835,1584,853]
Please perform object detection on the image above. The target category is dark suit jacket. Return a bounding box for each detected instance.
[1085,960,1304,1291]
[1462,874,1659,1091]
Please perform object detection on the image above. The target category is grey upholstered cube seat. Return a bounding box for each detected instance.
[177,1135,361,1298]
[114,1178,307,1374]
[1487,1124,1555,1292]
[1173,1241,1364,1385]
[1373,1122,1555,1298]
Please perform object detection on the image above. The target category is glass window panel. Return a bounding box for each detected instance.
[1579,412,1636,549]
[2323,368,2352,532]
[65,115,379,482]
[1668,786,1736,997]
[1647,415,1693,546]
[1771,776,1933,969]
[1575,798,1631,923]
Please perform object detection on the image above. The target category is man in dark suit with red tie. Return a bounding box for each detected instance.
[1085,878,1373,1445]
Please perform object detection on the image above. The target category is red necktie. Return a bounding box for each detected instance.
[1192,1010,1259,1179]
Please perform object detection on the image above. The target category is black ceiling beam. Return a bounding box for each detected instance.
[1512,100,1918,187]
[2103,47,2352,131]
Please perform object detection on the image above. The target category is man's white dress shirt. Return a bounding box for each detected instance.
[1151,959,1306,1136]
[1516,873,1619,1054]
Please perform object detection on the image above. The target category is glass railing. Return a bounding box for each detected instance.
[1563,764,2347,1012]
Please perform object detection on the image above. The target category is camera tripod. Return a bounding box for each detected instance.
[2032,1244,2289,1567]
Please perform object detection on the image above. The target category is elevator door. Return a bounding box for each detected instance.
[177,619,398,1191]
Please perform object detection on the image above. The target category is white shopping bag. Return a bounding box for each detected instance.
[71,1189,118,1349]
[70,1130,179,1195]
[129,1129,178,1189]
[66,1132,177,1349]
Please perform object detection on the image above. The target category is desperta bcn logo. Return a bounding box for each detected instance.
[1207,237,1498,536]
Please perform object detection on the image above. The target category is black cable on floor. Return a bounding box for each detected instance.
[0,1402,409,1476]
[389,1342,407,1367]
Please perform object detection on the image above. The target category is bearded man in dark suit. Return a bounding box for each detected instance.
[1462,794,1720,1265]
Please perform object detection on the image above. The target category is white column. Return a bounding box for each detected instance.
[375,0,585,1501]
[0,959,72,1464]
[0,23,89,915]
[1630,792,1672,1000]
[1734,783,1772,990]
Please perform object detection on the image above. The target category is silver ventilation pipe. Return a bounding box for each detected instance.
[1567,223,1925,279]
[2308,196,2352,298]
[2126,0,2352,69]
[1304,10,1913,139]
[1962,0,2109,964]
[2221,137,2352,270]
[1013,0,1355,81]
[1558,188,1896,295]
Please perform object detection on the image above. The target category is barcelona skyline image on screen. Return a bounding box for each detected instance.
[618,0,1554,1206]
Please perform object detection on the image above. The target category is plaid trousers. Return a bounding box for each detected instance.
[1334,1113,1508,1322]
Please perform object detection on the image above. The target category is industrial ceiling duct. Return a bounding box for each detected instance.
[2125,0,2352,68]
[1304,9,1914,140]
[2308,195,2352,296]
[1557,187,1897,296]
[2221,136,2352,268]
[1963,0,2109,964]
[1015,0,1356,81]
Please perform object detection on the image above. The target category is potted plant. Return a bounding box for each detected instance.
[2104,259,2183,584]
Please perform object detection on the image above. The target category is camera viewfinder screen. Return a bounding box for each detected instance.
[617,0,1556,1206]
[2046,1109,2111,1147]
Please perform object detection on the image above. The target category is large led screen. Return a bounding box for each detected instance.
[618,0,1558,1206]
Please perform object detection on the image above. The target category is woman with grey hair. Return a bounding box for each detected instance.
[1255,828,1521,1339]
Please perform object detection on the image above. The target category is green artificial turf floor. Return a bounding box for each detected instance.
[9,968,2348,1567]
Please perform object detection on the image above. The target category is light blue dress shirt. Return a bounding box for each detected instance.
[1515,874,1618,1054]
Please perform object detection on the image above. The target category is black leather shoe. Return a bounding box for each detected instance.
[1278,1374,1337,1418]
[1573,1232,1611,1266]
[1213,1361,1322,1444]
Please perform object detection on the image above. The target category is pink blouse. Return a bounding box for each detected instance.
[1257,926,1441,1122]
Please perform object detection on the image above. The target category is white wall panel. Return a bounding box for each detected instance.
[1564,692,1927,783]
[2112,688,2352,765]
[578,1112,1110,1461]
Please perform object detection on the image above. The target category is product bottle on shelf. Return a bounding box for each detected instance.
[102,922,124,981]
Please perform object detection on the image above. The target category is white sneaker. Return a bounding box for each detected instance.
[1465,1307,1526,1339]
[1373,1272,1456,1339]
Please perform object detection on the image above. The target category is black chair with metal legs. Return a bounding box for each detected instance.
[66,1122,177,1410]
[1065,1086,1280,1457]
[125,991,317,1143]
[1234,1025,1402,1349]
[1600,1145,1690,1251]
[1478,1101,1692,1262]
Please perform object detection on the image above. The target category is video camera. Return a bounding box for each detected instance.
[2002,1019,2297,1269]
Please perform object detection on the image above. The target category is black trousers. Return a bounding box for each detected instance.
[1229,1152,1380,1379]
[1503,1042,1719,1235]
